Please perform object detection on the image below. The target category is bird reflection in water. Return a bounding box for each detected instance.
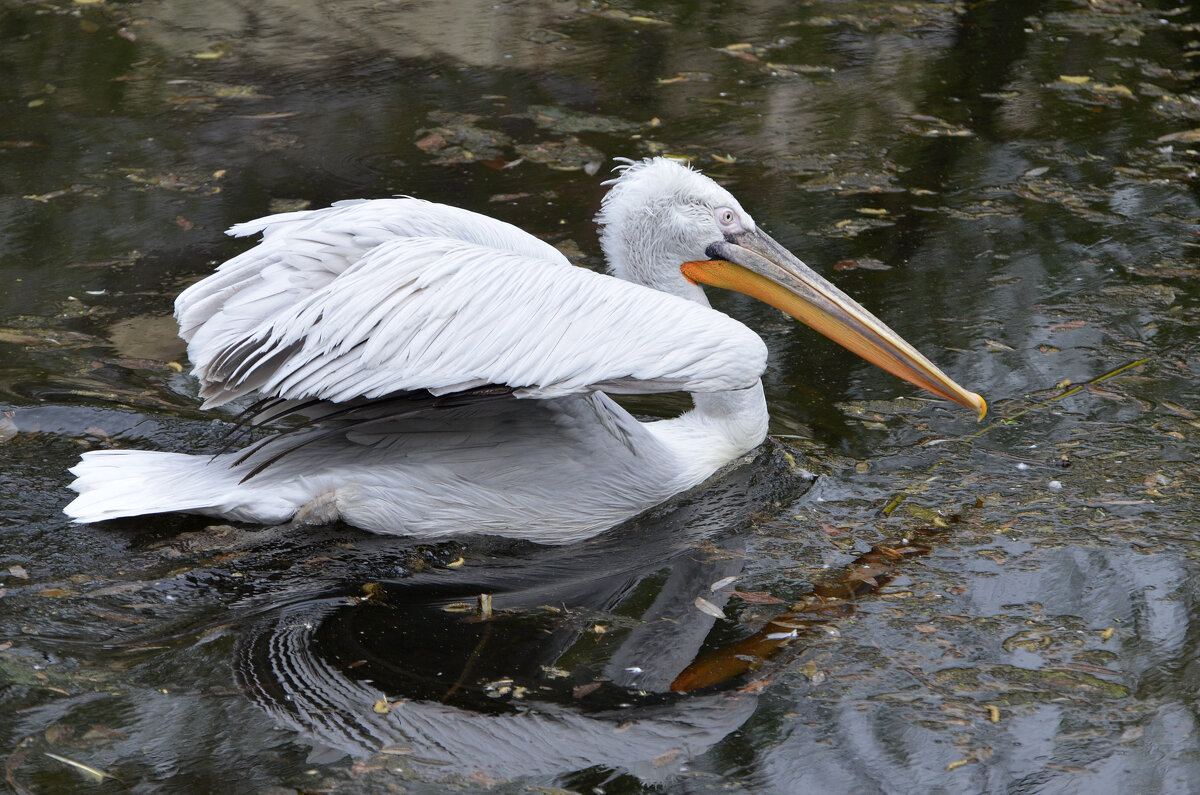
[235,449,946,785]
[235,447,801,783]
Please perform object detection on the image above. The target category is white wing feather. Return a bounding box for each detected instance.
[183,235,766,406]
[175,198,766,408]
[176,198,569,345]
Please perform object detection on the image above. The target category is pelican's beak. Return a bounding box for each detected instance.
[683,229,986,419]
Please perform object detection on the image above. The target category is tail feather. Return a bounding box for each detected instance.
[64,449,297,525]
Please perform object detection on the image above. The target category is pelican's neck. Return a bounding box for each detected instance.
[645,383,770,486]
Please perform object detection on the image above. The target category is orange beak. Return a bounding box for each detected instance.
[684,230,986,419]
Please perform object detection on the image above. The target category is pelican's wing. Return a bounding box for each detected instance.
[176,197,571,347]
[179,232,767,408]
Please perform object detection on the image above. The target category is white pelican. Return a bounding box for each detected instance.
[65,158,985,544]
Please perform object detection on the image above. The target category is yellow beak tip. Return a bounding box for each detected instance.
[972,393,988,421]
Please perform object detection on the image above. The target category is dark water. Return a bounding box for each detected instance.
[2,0,1199,792]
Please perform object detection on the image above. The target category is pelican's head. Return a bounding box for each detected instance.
[598,157,755,303]
[596,157,986,418]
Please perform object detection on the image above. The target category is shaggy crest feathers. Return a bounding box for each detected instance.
[595,157,754,300]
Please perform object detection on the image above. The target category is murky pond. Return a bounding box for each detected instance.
[2,0,1199,792]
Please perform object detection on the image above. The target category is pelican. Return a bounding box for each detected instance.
[65,158,985,544]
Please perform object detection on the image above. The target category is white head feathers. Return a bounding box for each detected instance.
[595,158,755,304]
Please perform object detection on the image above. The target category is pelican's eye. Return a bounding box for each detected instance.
[715,207,740,233]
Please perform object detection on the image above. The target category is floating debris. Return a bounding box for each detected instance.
[709,575,739,591]
[763,62,836,78]
[833,258,892,271]
[43,753,117,783]
[656,71,712,85]
[582,7,670,26]
[729,590,785,605]
[693,596,727,620]
[1050,76,1135,99]
[525,105,638,134]
[514,137,605,172]
[414,111,511,165]
[901,115,974,138]
[267,198,310,214]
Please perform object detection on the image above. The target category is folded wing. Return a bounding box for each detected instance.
[175,199,767,409]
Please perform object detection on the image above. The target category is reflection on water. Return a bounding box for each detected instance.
[235,538,759,780]
[240,595,756,782]
[3,0,1200,791]
[227,444,808,785]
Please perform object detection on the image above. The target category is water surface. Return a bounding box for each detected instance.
[2,1,1199,792]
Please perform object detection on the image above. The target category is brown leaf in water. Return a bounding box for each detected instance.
[730,590,786,605]
[414,132,446,152]
[43,726,73,744]
[1156,129,1200,143]
[81,726,125,744]
[85,609,149,625]
[1159,401,1198,419]
[834,257,892,271]
[738,678,774,693]
[572,682,602,699]
[87,582,144,596]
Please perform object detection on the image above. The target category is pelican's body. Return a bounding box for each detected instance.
[66,159,983,543]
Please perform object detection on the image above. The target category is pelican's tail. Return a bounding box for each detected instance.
[64,449,298,525]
